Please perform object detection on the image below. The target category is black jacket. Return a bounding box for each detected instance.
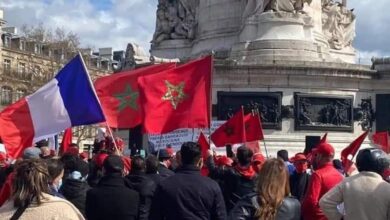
[289,171,311,201]
[206,156,258,210]
[149,165,226,220]
[228,193,301,220]
[157,164,175,178]
[126,171,157,220]
[61,179,90,217]
[86,173,140,220]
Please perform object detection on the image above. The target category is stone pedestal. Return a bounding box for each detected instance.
[231,12,327,64]
[151,39,192,59]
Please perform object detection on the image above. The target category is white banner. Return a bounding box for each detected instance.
[148,121,226,151]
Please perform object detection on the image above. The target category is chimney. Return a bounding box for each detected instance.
[342,0,347,7]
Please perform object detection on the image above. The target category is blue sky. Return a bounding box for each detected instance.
[0,0,388,64]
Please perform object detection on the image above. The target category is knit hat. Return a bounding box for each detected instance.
[23,147,41,159]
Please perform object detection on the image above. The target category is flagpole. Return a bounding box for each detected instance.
[156,134,163,159]
[254,108,269,158]
[192,128,196,141]
[105,123,120,155]
[241,106,247,145]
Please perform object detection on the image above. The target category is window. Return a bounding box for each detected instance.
[2,35,11,48]
[1,87,12,105]
[18,62,26,75]
[34,44,42,54]
[19,40,26,51]
[3,59,11,73]
[14,89,26,102]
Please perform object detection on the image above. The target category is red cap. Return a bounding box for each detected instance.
[252,153,266,163]
[216,156,234,167]
[291,153,307,162]
[80,152,89,160]
[314,143,335,156]
[66,146,80,156]
[95,153,109,168]
[115,137,125,151]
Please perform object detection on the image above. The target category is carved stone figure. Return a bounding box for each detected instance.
[121,43,136,71]
[242,0,311,22]
[322,2,355,50]
[299,99,312,125]
[152,0,198,46]
[357,98,375,131]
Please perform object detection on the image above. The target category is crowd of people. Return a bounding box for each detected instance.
[0,136,389,220]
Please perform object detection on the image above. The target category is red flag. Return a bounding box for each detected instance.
[341,131,369,171]
[138,56,212,134]
[319,133,328,144]
[94,63,175,128]
[372,131,390,153]
[60,128,73,155]
[244,113,264,142]
[198,132,210,161]
[211,108,245,147]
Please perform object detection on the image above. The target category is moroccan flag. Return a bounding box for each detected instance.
[211,108,246,147]
[138,56,212,134]
[60,128,73,155]
[198,132,210,160]
[94,63,175,128]
[341,131,369,171]
[244,113,264,142]
[372,131,390,153]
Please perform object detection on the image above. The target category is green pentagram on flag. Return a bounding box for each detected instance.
[114,84,139,112]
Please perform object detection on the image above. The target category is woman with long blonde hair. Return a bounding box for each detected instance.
[229,158,301,220]
[0,159,84,220]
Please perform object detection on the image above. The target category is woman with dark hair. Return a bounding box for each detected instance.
[46,159,65,198]
[229,158,301,220]
[0,159,84,220]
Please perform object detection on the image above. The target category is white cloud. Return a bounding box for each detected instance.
[1,0,389,59]
[0,0,158,52]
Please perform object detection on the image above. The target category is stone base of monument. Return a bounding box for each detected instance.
[329,47,356,63]
[231,11,331,64]
[151,39,192,60]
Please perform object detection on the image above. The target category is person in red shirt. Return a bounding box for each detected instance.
[301,142,343,220]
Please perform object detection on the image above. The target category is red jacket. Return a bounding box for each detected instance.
[302,163,343,220]
[0,172,14,207]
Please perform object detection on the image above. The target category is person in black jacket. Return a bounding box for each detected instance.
[229,158,301,220]
[289,153,311,202]
[149,142,226,220]
[156,149,175,178]
[206,145,257,211]
[145,154,162,185]
[61,158,90,217]
[86,155,139,220]
[126,156,157,220]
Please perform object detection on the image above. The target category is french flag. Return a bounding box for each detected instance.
[0,54,105,158]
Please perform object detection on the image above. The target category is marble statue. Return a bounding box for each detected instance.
[322,1,355,50]
[121,43,136,71]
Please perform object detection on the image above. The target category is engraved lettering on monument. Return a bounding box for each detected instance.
[217,92,282,130]
[294,93,353,132]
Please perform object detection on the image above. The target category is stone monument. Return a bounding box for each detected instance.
[151,0,356,63]
[149,0,390,156]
